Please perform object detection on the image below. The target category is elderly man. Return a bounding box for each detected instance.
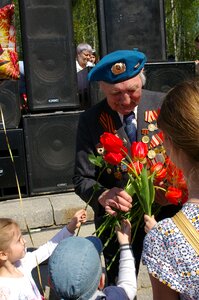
[73,49,180,284]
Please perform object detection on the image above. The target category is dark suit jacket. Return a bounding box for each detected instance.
[73,89,165,219]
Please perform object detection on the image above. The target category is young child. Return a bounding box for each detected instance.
[0,209,87,299]
[49,219,137,300]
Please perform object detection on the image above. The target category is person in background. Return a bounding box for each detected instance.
[49,219,137,300]
[88,49,99,67]
[0,209,87,299]
[142,79,199,300]
[76,43,93,72]
[72,49,181,285]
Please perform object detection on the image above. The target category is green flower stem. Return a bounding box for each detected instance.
[76,165,107,236]
[107,249,119,271]
[122,159,140,181]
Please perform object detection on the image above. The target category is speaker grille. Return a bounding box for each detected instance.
[144,62,196,92]
[0,129,28,199]
[19,0,79,112]
[0,80,21,129]
[23,111,82,195]
[97,0,166,61]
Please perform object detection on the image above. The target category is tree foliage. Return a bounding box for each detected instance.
[72,0,98,52]
[165,0,199,60]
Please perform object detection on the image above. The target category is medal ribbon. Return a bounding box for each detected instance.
[150,132,164,148]
[99,112,116,134]
[145,109,159,123]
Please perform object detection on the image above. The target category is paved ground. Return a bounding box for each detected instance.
[0,192,152,299]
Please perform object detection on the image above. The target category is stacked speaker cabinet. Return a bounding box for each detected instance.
[19,0,79,112]
[0,80,21,129]
[23,111,82,196]
[0,129,28,199]
[144,61,196,92]
[97,0,166,61]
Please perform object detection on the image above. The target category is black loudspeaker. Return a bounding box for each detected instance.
[144,61,196,92]
[77,67,105,110]
[0,80,21,129]
[0,129,28,199]
[23,111,82,196]
[19,0,79,112]
[97,0,166,61]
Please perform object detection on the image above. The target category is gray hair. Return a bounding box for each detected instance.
[139,71,146,86]
[76,43,93,54]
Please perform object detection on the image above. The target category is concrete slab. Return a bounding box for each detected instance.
[49,192,94,225]
[0,197,53,230]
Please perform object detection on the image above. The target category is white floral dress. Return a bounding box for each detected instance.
[142,203,199,300]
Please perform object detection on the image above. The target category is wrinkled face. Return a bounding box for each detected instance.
[5,224,26,263]
[100,75,143,115]
[77,50,92,68]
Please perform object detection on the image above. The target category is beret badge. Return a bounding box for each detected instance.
[111,62,126,75]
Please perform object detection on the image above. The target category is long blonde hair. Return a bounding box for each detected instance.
[0,218,19,251]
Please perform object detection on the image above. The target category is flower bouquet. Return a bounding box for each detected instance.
[88,132,188,269]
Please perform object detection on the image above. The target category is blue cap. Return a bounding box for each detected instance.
[88,49,147,83]
[48,236,103,300]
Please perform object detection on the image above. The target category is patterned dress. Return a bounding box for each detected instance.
[142,203,199,300]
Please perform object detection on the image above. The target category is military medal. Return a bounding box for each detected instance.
[142,135,150,144]
[155,153,165,164]
[148,123,156,132]
[141,128,149,135]
[148,149,156,159]
[114,171,122,180]
[107,168,112,174]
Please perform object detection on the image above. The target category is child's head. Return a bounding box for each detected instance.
[0,218,26,263]
[48,236,103,300]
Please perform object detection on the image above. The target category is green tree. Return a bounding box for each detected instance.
[72,0,99,52]
[165,0,199,61]
[13,0,22,59]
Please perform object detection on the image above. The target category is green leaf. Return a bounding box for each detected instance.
[125,181,136,196]
[88,154,104,167]
[139,167,150,214]
[128,175,145,211]
[149,172,156,207]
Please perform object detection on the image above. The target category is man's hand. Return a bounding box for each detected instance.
[98,187,132,216]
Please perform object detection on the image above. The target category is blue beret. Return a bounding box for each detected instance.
[88,49,147,83]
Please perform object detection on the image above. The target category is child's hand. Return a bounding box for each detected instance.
[67,209,87,233]
[144,214,157,233]
[115,219,131,245]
